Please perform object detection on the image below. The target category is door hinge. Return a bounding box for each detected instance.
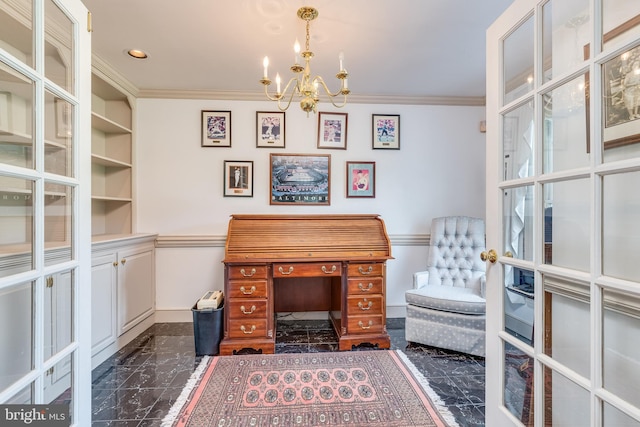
[87,11,93,33]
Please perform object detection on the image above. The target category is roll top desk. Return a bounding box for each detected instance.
[219,214,393,355]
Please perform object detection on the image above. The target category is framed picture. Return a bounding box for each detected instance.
[372,114,400,149]
[346,161,375,198]
[270,153,330,205]
[257,111,285,148]
[223,160,253,197]
[202,110,231,147]
[602,38,640,149]
[55,97,72,138]
[317,112,348,149]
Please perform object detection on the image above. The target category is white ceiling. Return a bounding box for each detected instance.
[82,0,514,104]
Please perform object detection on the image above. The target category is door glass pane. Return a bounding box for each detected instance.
[603,171,640,282]
[45,353,72,410]
[0,281,33,393]
[45,91,73,176]
[45,183,72,262]
[543,366,590,426]
[503,102,535,180]
[503,185,534,262]
[601,47,640,159]
[6,384,33,404]
[543,275,590,378]
[0,63,34,169]
[44,270,72,361]
[0,176,34,277]
[543,75,589,173]
[505,265,534,345]
[603,288,640,407]
[44,0,74,94]
[602,2,640,51]
[542,0,590,82]
[603,402,640,426]
[504,15,534,104]
[504,341,534,426]
[0,0,34,68]
[543,179,590,271]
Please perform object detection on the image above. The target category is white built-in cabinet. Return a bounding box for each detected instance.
[89,73,156,368]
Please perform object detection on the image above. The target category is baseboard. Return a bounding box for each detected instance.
[155,307,407,324]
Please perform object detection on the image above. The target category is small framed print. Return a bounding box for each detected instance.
[257,111,285,148]
[224,160,253,197]
[202,110,231,147]
[55,97,73,138]
[317,112,348,149]
[346,161,375,198]
[372,114,400,149]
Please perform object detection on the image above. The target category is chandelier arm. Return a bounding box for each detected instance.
[275,78,300,111]
[313,76,348,98]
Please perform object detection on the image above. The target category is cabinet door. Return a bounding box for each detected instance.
[117,245,154,335]
[91,252,117,355]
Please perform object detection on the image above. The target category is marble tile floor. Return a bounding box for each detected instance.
[91,318,486,426]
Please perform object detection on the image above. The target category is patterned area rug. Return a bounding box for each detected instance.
[162,350,459,427]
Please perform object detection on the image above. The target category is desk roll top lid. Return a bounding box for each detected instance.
[224,214,392,262]
[220,214,393,355]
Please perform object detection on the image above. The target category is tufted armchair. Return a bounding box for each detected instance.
[405,216,486,357]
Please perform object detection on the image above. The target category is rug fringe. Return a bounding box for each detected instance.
[395,350,462,427]
[161,356,211,427]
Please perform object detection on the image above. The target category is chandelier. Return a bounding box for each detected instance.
[260,6,350,115]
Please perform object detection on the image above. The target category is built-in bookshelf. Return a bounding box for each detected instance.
[91,73,133,239]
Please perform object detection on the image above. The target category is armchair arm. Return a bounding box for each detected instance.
[413,271,429,289]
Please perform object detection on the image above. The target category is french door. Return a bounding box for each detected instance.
[486,0,640,425]
[0,0,91,425]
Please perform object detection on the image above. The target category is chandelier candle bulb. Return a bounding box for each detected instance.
[276,73,281,94]
[294,40,300,64]
[339,52,344,71]
[263,56,269,79]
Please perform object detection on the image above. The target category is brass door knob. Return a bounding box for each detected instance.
[480,249,498,264]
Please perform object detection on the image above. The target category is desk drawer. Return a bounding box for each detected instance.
[346,315,385,334]
[227,319,268,339]
[273,262,342,277]
[347,277,383,295]
[228,280,268,298]
[227,299,268,319]
[348,263,383,277]
[347,296,383,316]
[228,265,268,280]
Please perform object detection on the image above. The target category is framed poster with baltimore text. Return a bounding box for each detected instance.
[257,111,285,148]
[317,112,348,149]
[270,153,330,205]
[372,114,400,149]
[346,161,375,198]
[202,110,231,147]
[223,160,253,197]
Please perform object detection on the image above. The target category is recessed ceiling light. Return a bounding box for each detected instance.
[127,49,148,59]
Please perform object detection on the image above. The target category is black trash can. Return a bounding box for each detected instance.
[192,303,224,356]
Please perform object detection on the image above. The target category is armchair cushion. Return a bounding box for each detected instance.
[406,284,486,315]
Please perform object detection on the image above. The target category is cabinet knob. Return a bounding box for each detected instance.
[121,258,127,265]
[113,261,119,267]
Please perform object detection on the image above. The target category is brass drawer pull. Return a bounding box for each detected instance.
[358,266,373,275]
[240,268,256,277]
[279,266,294,275]
[358,282,373,291]
[358,300,373,311]
[240,325,256,334]
[321,265,337,274]
[240,286,256,295]
[358,320,373,330]
[240,305,256,315]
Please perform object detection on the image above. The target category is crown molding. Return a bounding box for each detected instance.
[136,89,486,107]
